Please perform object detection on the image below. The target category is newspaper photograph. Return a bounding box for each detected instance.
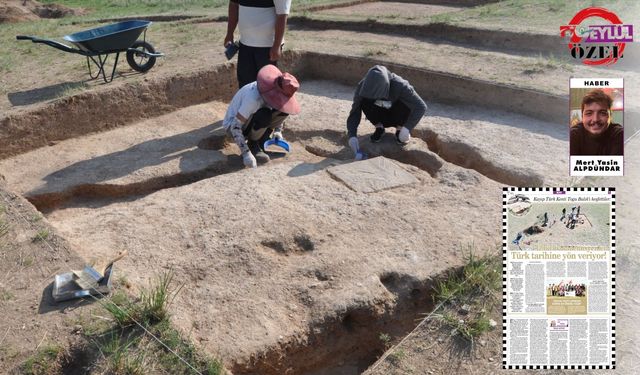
[503,187,615,369]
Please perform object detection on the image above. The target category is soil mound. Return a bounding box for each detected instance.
[0,0,82,23]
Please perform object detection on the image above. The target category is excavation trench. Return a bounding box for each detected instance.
[0,51,567,159]
[1,51,562,373]
[25,161,240,213]
[1,52,569,213]
[231,271,439,375]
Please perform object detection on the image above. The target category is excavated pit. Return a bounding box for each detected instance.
[0,51,569,374]
[231,272,438,375]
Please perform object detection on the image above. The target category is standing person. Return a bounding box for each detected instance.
[224,0,292,88]
[222,65,300,168]
[570,89,623,156]
[346,65,428,159]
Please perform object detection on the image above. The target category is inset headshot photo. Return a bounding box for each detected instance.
[569,78,624,176]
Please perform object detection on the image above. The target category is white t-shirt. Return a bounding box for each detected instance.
[223,82,266,129]
[235,0,292,47]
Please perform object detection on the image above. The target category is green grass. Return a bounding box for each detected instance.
[87,270,223,374]
[139,270,183,324]
[440,311,493,342]
[22,344,63,375]
[363,48,388,58]
[0,288,15,301]
[379,332,392,350]
[433,248,501,305]
[39,0,226,19]
[22,256,34,267]
[434,0,640,33]
[36,0,344,19]
[101,333,145,375]
[0,218,8,239]
[430,247,501,346]
[387,349,406,366]
[32,229,49,242]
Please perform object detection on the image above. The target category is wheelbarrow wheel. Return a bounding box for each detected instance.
[126,40,157,73]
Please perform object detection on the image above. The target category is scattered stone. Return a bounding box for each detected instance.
[489,319,497,328]
[489,357,494,362]
[478,339,487,347]
[459,304,471,314]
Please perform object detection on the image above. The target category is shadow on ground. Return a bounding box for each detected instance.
[8,81,88,106]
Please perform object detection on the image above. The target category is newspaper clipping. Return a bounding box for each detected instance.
[503,187,615,369]
[569,78,624,177]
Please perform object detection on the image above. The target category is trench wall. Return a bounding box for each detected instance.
[301,52,568,124]
[288,17,565,55]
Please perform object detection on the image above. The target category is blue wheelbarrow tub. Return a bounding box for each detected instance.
[63,20,152,53]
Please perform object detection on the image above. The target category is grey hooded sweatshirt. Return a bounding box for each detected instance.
[346,65,428,138]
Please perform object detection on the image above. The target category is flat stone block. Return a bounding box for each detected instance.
[327,156,418,193]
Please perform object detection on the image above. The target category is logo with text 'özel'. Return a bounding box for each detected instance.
[560,7,633,66]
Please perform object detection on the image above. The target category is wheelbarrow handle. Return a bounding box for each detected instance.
[16,35,80,54]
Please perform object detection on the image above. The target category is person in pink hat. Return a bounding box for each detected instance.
[222,64,301,168]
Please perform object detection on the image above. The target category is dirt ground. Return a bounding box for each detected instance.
[0,0,82,23]
[1,1,639,374]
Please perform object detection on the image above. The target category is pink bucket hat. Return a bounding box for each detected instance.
[257,65,301,115]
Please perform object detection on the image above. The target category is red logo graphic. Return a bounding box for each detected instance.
[560,7,631,66]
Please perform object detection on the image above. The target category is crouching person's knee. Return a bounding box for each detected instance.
[251,108,273,130]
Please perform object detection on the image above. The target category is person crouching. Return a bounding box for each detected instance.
[346,65,428,159]
[223,64,300,168]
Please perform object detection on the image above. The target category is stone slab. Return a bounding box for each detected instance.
[327,156,418,193]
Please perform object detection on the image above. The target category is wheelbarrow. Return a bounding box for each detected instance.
[17,20,164,83]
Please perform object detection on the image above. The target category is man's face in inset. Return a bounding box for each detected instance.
[582,101,611,136]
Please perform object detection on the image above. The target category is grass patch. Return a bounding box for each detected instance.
[387,349,406,366]
[379,332,392,350]
[0,288,15,301]
[433,249,501,305]
[434,0,640,32]
[101,333,146,375]
[430,247,501,348]
[0,218,9,239]
[82,270,223,374]
[32,229,49,242]
[440,311,493,342]
[22,344,64,375]
[363,48,388,58]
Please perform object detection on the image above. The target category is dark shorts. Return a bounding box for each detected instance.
[237,43,276,88]
[360,99,410,128]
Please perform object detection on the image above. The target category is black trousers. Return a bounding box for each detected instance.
[361,99,410,128]
[237,43,276,88]
[243,108,288,142]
